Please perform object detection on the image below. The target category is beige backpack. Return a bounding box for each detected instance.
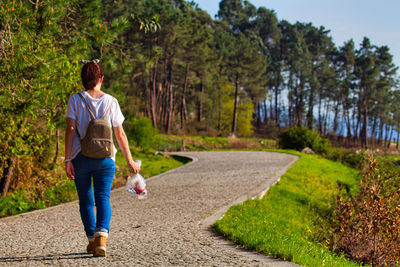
[76,93,114,158]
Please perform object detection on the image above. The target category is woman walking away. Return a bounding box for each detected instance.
[64,61,140,257]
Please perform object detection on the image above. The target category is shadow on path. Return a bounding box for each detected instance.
[0,252,92,263]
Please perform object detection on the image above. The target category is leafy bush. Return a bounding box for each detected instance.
[0,179,77,217]
[278,127,331,154]
[341,151,367,170]
[325,148,367,170]
[126,117,158,148]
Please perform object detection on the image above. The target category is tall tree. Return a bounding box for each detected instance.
[354,37,380,148]
[336,40,356,139]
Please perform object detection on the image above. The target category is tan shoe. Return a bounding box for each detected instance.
[87,237,95,254]
[94,232,108,257]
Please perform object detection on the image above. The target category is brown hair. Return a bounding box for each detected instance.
[81,62,103,90]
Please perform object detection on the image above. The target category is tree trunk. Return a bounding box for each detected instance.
[274,72,280,127]
[231,73,240,135]
[346,110,352,139]
[355,108,361,140]
[371,116,378,147]
[151,60,159,128]
[332,106,339,137]
[166,62,174,134]
[269,98,273,122]
[387,125,394,149]
[156,82,164,124]
[180,63,190,129]
[323,102,331,136]
[197,79,204,122]
[318,97,323,134]
[307,84,314,130]
[333,105,339,138]
[1,157,16,198]
[52,128,60,166]
[361,100,368,148]
[378,121,384,146]
[298,75,305,127]
[263,100,268,124]
[145,83,151,119]
[384,124,389,148]
[288,73,294,128]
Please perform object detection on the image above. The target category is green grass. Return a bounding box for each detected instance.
[155,134,277,151]
[213,152,361,267]
[115,147,189,183]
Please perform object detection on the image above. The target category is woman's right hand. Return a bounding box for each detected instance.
[65,161,75,180]
[128,160,140,174]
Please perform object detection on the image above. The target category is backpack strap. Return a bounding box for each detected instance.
[102,97,115,120]
[78,92,96,120]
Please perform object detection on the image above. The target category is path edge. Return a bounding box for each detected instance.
[200,152,301,267]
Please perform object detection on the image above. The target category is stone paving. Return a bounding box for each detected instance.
[0,151,299,266]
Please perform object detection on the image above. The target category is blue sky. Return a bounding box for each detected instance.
[194,0,400,68]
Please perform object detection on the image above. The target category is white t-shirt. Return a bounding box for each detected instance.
[66,91,125,161]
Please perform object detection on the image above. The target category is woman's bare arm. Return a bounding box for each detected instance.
[114,125,140,174]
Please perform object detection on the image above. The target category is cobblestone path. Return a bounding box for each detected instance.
[0,151,299,267]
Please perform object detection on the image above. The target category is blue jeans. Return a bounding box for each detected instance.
[72,153,116,238]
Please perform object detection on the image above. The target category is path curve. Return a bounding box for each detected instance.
[0,151,299,267]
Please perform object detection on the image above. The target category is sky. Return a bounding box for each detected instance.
[193,0,400,68]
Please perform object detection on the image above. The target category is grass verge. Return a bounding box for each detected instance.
[156,134,277,151]
[213,152,361,267]
[113,147,190,188]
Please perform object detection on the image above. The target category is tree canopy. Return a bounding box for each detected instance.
[1,0,399,195]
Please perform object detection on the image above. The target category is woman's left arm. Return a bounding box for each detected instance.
[114,125,140,174]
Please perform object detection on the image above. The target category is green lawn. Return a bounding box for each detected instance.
[114,147,190,187]
[214,152,361,267]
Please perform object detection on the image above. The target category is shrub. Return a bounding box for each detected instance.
[325,149,367,170]
[278,127,331,154]
[126,117,158,148]
[341,151,367,170]
[332,159,400,266]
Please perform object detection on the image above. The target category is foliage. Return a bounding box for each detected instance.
[126,117,158,148]
[278,127,331,154]
[0,0,85,184]
[156,134,277,151]
[332,158,400,266]
[219,83,255,136]
[325,148,368,170]
[341,151,368,170]
[0,178,76,217]
[214,153,360,266]
[131,13,161,33]
[1,0,399,224]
